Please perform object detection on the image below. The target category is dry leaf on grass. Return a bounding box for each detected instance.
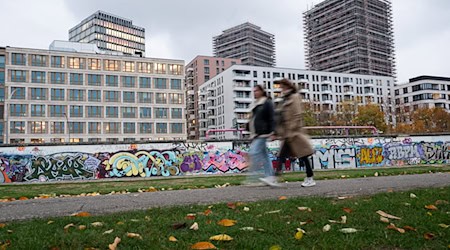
[424,233,435,240]
[243,207,250,212]
[108,237,121,250]
[300,219,313,225]
[103,229,114,235]
[297,207,312,212]
[116,221,125,225]
[91,222,103,227]
[279,196,287,200]
[340,228,358,233]
[71,212,91,217]
[425,205,438,210]
[18,197,28,200]
[169,236,178,242]
[323,224,331,232]
[403,226,417,232]
[209,234,233,241]
[191,241,217,249]
[376,210,401,220]
[410,193,417,198]
[227,202,237,209]
[186,213,196,220]
[240,227,254,231]
[190,222,199,230]
[269,245,282,250]
[295,230,304,240]
[438,224,449,229]
[126,232,143,240]
[380,217,390,223]
[217,219,237,227]
[0,223,6,228]
[78,225,86,230]
[265,210,282,214]
[47,221,54,225]
[387,223,405,234]
[343,207,353,213]
[435,200,448,205]
[203,209,212,216]
[63,223,75,232]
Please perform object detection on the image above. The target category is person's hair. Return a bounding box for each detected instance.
[275,78,297,92]
[254,84,267,97]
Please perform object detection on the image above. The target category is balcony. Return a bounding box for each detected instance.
[234,73,251,81]
[343,81,353,87]
[299,88,309,93]
[364,82,374,87]
[321,88,332,94]
[234,97,252,103]
[322,99,334,105]
[234,107,249,113]
[343,89,354,95]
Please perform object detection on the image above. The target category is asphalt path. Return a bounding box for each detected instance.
[0,173,449,222]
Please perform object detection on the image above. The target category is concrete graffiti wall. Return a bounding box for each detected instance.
[0,135,449,183]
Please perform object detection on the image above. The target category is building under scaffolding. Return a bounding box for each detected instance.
[303,0,395,78]
[213,22,276,67]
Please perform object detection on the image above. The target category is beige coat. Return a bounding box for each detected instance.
[275,91,314,158]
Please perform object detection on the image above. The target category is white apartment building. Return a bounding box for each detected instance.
[394,76,450,122]
[0,43,185,144]
[198,65,394,140]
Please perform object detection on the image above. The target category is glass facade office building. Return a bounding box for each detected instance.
[69,11,146,56]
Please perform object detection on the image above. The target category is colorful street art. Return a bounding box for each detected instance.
[0,135,448,183]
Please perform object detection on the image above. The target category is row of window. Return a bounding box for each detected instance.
[8,88,184,104]
[9,121,184,134]
[9,53,183,74]
[9,105,182,119]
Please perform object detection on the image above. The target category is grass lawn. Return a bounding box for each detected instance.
[0,187,449,249]
[1,165,449,200]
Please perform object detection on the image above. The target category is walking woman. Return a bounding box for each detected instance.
[245,85,280,187]
[274,78,316,187]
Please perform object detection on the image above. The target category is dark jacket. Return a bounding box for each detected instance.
[248,97,275,137]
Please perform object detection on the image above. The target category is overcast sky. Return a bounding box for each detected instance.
[1,0,449,83]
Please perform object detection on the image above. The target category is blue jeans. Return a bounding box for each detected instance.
[248,137,273,178]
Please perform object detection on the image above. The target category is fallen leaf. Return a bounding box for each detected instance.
[340,228,358,233]
[78,225,87,230]
[403,226,417,232]
[343,207,353,213]
[269,245,282,250]
[323,224,331,232]
[240,227,254,231]
[206,220,212,224]
[209,234,233,241]
[410,193,417,198]
[144,216,151,221]
[387,223,405,233]
[435,200,448,205]
[191,241,217,249]
[341,215,347,224]
[130,219,140,222]
[47,221,54,225]
[227,202,237,209]
[64,223,75,232]
[0,223,5,228]
[190,222,199,230]
[427,212,433,216]
[103,229,114,234]
[404,203,411,206]
[279,196,287,200]
[217,219,237,227]
[374,172,379,177]
[376,210,401,220]
[127,232,143,240]
[116,221,125,225]
[297,207,312,212]
[169,236,178,242]
[438,224,449,229]
[172,222,187,230]
[243,207,250,212]
[19,196,28,200]
[424,233,435,240]
[186,213,196,220]
[204,209,212,216]
[108,237,121,250]
[337,196,350,200]
[387,188,394,193]
[380,217,390,223]
[90,222,103,227]
[294,230,303,240]
[265,210,282,214]
[425,205,438,210]
[72,212,91,217]
[300,219,314,225]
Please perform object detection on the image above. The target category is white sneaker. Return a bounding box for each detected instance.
[301,177,316,187]
[259,176,282,187]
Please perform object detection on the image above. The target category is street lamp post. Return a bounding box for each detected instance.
[5,87,20,144]
[63,112,71,143]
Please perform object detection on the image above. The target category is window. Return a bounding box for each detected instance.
[31,55,47,67]
[205,75,210,81]
[155,93,167,104]
[139,77,151,88]
[70,73,83,85]
[123,61,135,72]
[123,122,136,133]
[10,104,27,116]
[31,71,46,83]
[168,64,182,75]
[11,87,25,99]
[104,59,120,71]
[31,104,45,117]
[104,122,120,134]
[88,74,102,86]
[204,67,210,74]
[88,90,101,102]
[138,92,152,103]
[121,76,136,87]
[154,108,168,118]
[29,121,47,134]
[122,107,137,118]
[155,63,166,74]
[69,122,84,134]
[68,57,85,69]
[68,89,85,101]
[51,56,65,68]
[49,105,66,117]
[140,107,152,118]
[30,88,47,100]
[123,91,135,103]
[88,122,101,134]
[138,62,152,73]
[11,53,26,65]
[171,123,183,134]
[0,55,5,68]
[169,93,183,104]
[88,58,101,70]
[70,105,83,117]
[0,72,4,84]
[171,108,182,119]
[105,75,118,87]
[50,72,66,84]
[10,70,26,82]
[87,106,102,118]
[170,79,182,89]
[156,123,167,133]
[139,123,153,134]
[106,106,119,118]
[154,78,167,89]
[203,59,209,65]
[51,122,65,134]
[51,89,65,101]
[10,121,25,134]
[104,91,120,102]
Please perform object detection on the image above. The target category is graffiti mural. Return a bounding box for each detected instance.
[0,136,449,183]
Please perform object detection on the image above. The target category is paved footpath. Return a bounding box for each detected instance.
[1,173,449,222]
